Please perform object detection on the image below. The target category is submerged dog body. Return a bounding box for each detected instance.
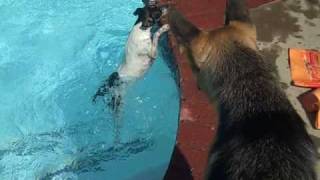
[166,0,317,179]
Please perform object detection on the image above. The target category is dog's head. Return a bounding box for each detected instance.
[134,7,162,30]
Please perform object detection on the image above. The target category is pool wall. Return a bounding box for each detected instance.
[161,0,276,179]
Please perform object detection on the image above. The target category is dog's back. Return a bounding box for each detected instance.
[166,0,317,179]
[204,42,316,180]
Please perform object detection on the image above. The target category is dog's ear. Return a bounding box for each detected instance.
[168,8,200,44]
[225,0,251,25]
[133,8,146,26]
[133,8,144,16]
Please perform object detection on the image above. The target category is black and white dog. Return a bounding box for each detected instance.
[93,4,169,113]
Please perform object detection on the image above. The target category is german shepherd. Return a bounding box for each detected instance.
[165,0,317,179]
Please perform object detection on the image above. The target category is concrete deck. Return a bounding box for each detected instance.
[251,0,320,174]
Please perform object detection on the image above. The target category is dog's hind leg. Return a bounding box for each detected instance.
[108,90,122,115]
[92,72,122,103]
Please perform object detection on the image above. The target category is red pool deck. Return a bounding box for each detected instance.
[162,0,275,179]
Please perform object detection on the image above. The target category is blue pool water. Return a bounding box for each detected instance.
[0,0,180,179]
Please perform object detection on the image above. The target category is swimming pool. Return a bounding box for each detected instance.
[0,0,180,179]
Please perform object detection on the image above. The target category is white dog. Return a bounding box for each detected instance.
[93,6,169,113]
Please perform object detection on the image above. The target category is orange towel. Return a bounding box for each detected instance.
[289,48,320,88]
[298,89,320,129]
[289,48,320,129]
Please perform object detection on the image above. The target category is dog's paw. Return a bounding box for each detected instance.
[148,51,157,60]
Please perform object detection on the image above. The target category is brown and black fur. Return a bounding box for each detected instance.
[166,0,317,179]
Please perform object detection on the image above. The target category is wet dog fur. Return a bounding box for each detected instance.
[166,0,317,179]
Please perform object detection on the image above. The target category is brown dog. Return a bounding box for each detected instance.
[165,0,317,179]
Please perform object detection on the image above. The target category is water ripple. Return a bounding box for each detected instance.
[0,0,179,179]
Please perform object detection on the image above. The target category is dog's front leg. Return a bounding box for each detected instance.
[150,24,170,59]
